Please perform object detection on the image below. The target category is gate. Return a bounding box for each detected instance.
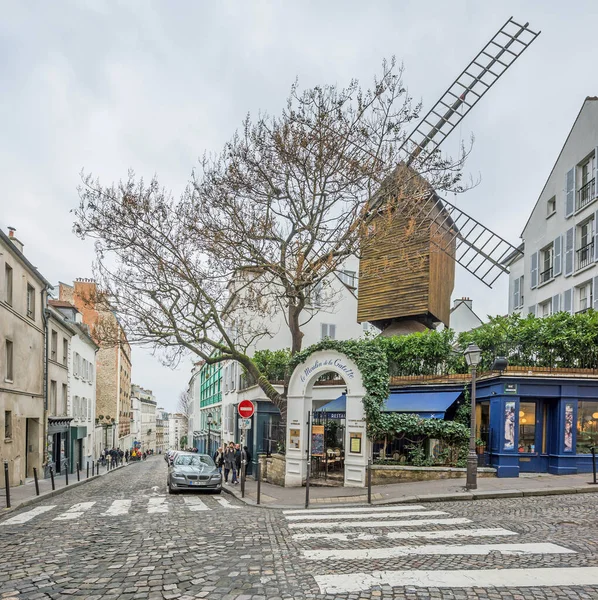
[311,414,345,484]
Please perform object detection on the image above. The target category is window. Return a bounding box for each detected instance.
[576,218,594,270]
[309,281,323,308]
[73,353,80,378]
[518,402,537,453]
[539,299,552,317]
[577,155,596,211]
[88,399,92,421]
[4,411,12,440]
[546,196,556,216]
[50,380,57,414]
[512,275,524,310]
[577,281,593,313]
[577,402,598,453]
[63,339,68,366]
[339,270,357,288]
[88,363,93,384]
[62,384,67,416]
[321,323,336,340]
[4,264,12,306]
[26,284,35,319]
[51,330,57,361]
[540,244,553,283]
[5,340,13,381]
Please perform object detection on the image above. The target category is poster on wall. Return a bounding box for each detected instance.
[290,429,301,449]
[504,401,516,450]
[350,432,362,454]
[311,425,325,456]
[564,403,574,452]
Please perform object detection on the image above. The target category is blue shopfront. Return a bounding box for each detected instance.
[475,376,598,477]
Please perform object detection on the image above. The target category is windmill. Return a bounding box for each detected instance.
[357,16,540,334]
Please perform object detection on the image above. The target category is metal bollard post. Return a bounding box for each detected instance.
[241,461,246,498]
[33,467,40,496]
[76,462,80,482]
[3,462,10,508]
[305,460,311,509]
[86,462,89,479]
[65,464,69,486]
[256,462,261,506]
[50,468,55,491]
[591,447,597,485]
[367,458,372,504]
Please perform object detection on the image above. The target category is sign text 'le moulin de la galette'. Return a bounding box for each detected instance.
[300,357,355,383]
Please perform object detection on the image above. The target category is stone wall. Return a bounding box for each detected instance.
[371,464,496,485]
[258,453,286,487]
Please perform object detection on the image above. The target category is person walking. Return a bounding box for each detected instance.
[223,443,236,484]
[213,447,224,473]
[243,445,252,476]
[232,443,241,485]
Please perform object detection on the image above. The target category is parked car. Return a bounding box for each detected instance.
[167,452,222,494]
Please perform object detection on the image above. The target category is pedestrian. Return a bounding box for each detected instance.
[125,449,129,463]
[232,443,241,485]
[223,443,236,484]
[213,447,224,473]
[243,445,252,475]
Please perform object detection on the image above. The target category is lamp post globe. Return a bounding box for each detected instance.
[464,343,482,490]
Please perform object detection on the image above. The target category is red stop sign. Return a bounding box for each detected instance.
[238,399,255,419]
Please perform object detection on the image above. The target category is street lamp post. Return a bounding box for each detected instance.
[464,342,482,490]
[207,413,213,456]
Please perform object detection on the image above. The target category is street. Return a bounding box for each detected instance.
[1,458,598,599]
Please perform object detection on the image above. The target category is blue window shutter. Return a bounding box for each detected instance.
[564,288,573,313]
[528,304,536,316]
[564,227,574,276]
[552,294,560,313]
[594,277,598,311]
[530,252,538,288]
[553,235,562,276]
[565,167,575,217]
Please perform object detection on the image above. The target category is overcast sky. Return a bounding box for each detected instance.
[1,1,596,410]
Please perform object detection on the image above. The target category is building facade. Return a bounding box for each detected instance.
[0,228,49,488]
[169,413,187,450]
[59,280,132,448]
[508,97,598,317]
[156,407,169,453]
[131,384,156,452]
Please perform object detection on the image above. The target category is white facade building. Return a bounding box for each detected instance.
[169,413,187,450]
[437,297,484,334]
[508,97,598,316]
[187,362,202,449]
[131,384,156,451]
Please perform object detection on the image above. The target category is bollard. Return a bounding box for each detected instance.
[241,460,246,498]
[367,458,372,504]
[92,461,95,476]
[106,460,109,473]
[305,460,311,509]
[3,462,10,508]
[76,462,80,482]
[65,464,69,486]
[33,467,40,496]
[256,462,261,505]
[591,447,597,485]
[50,468,55,491]
[86,462,89,479]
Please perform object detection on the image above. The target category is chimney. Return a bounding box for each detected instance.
[7,227,24,254]
[453,296,473,310]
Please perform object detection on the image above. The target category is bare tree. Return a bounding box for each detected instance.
[177,391,191,427]
[74,58,468,422]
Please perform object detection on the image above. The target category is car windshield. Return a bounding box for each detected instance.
[174,455,215,467]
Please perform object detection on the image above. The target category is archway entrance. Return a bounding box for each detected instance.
[285,350,368,488]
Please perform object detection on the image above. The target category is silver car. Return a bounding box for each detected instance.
[167,452,222,494]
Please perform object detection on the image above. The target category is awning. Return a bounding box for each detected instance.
[384,391,461,419]
[315,394,346,418]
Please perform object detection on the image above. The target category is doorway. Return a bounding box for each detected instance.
[518,400,550,472]
[311,413,345,485]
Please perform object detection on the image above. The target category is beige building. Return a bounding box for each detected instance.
[169,413,188,450]
[131,385,156,451]
[59,280,132,449]
[0,228,50,487]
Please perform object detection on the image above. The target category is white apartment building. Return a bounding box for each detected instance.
[508,97,598,316]
[132,384,156,451]
[169,413,187,450]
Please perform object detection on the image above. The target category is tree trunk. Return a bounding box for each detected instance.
[288,302,304,355]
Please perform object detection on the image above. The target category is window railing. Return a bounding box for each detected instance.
[576,241,594,270]
[539,266,553,284]
[577,178,596,211]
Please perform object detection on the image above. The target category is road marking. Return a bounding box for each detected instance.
[293,527,517,542]
[288,517,471,530]
[283,505,426,515]
[285,510,447,521]
[215,496,239,509]
[1,505,56,525]
[183,497,209,511]
[314,567,598,594]
[303,542,575,561]
[148,498,168,514]
[53,502,96,521]
[103,499,131,516]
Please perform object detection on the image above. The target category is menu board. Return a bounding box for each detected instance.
[290,428,300,449]
[311,425,325,456]
[350,432,362,454]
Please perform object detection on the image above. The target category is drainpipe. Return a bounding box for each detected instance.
[41,288,50,469]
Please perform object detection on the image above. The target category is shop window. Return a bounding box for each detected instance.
[518,402,536,453]
[476,403,490,448]
[576,401,598,453]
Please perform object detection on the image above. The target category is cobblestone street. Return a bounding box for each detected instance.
[2,457,598,599]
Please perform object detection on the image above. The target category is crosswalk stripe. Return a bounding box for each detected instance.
[53,502,95,521]
[103,499,131,516]
[303,542,575,561]
[1,505,56,525]
[289,517,471,530]
[285,510,447,521]
[214,496,239,509]
[293,527,518,542]
[314,567,598,594]
[183,497,209,511]
[283,505,426,515]
[148,498,168,514]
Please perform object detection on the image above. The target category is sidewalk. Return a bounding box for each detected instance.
[223,471,598,508]
[0,460,132,513]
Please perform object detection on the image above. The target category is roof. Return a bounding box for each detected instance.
[521,97,598,237]
[0,229,52,287]
[450,298,484,327]
[500,242,525,267]
[46,305,79,336]
[48,299,79,310]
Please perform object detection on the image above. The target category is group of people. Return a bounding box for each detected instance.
[101,447,153,465]
[212,442,251,485]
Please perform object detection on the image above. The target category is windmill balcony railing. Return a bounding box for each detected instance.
[577,178,596,211]
[539,266,553,284]
[576,241,594,270]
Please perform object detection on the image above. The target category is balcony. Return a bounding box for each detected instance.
[539,266,553,284]
[576,241,594,271]
[577,178,596,211]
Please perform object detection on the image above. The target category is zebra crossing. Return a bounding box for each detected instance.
[283,503,598,594]
[0,494,238,526]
